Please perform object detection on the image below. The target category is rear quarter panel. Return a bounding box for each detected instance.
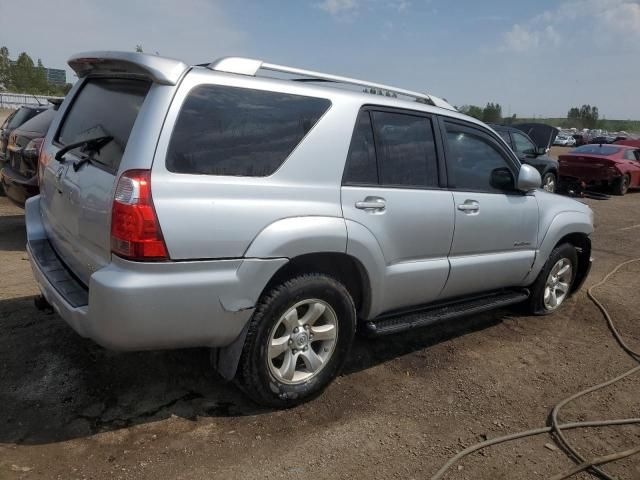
[151,70,360,260]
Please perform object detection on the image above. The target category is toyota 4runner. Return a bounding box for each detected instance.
[26,52,593,407]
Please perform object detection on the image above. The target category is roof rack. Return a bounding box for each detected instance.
[207,57,456,111]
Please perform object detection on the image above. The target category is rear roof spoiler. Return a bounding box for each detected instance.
[68,51,189,86]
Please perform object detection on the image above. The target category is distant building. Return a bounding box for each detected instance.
[45,68,66,86]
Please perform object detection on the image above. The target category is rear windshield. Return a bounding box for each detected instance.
[572,145,621,155]
[167,85,331,177]
[7,107,44,130]
[15,108,55,135]
[57,78,151,172]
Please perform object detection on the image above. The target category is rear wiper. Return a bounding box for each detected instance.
[55,135,113,163]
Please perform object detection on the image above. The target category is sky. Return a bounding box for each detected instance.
[0,0,639,119]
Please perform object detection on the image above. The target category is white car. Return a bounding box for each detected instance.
[554,134,576,147]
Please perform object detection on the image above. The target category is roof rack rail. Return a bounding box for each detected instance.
[207,57,456,111]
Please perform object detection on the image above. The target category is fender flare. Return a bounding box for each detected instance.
[524,211,593,284]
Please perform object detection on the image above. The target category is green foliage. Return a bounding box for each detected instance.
[0,46,71,96]
[567,104,599,129]
[458,104,483,119]
[135,44,144,53]
[482,102,502,123]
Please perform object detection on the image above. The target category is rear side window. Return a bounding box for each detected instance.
[343,111,378,185]
[167,85,331,177]
[372,112,438,188]
[57,78,151,172]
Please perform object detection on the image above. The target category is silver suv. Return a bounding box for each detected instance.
[27,52,593,407]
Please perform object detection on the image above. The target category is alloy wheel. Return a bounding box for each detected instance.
[543,258,572,310]
[267,299,338,385]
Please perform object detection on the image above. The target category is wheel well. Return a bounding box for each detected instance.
[556,233,591,292]
[261,253,371,319]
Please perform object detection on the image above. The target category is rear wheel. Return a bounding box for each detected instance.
[613,174,630,196]
[523,243,577,315]
[542,172,557,193]
[235,274,356,408]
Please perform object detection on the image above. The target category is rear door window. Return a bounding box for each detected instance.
[372,111,439,188]
[57,78,151,172]
[167,85,331,177]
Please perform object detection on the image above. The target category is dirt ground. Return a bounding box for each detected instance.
[1,188,640,479]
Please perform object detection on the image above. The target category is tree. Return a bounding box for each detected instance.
[0,46,11,89]
[459,105,483,120]
[135,44,144,53]
[482,102,502,123]
[34,58,48,94]
[11,52,36,92]
[567,104,599,129]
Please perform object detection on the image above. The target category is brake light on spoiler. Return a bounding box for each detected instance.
[111,169,169,261]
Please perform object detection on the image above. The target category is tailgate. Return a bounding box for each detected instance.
[39,78,152,285]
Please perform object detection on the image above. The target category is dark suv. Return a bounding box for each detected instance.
[0,105,49,164]
[491,124,560,193]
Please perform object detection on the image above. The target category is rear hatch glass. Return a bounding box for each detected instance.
[40,77,151,285]
[57,78,151,173]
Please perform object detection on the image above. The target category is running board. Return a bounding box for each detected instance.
[363,290,529,336]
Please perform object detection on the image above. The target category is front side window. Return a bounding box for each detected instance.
[512,131,536,154]
[167,85,331,177]
[445,124,515,192]
[372,111,438,188]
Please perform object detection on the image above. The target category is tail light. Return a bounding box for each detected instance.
[24,138,44,158]
[38,146,51,185]
[111,169,169,261]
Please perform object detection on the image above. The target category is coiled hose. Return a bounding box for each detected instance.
[431,258,640,480]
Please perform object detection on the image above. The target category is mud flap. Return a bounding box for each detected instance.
[210,320,251,381]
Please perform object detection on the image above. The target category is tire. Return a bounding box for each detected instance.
[542,172,557,193]
[523,243,578,315]
[235,274,356,408]
[613,174,630,196]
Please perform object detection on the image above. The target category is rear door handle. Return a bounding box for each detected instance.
[457,200,479,213]
[355,197,386,211]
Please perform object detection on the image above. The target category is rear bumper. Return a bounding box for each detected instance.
[0,166,39,207]
[25,195,287,351]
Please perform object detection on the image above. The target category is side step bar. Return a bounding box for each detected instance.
[363,290,529,336]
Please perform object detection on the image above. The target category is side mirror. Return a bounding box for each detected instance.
[490,167,515,191]
[517,164,542,192]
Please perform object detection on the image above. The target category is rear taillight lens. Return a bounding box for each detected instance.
[110,169,169,261]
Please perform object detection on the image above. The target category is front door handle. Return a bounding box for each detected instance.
[355,196,386,211]
[457,200,479,213]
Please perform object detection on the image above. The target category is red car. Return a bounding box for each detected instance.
[558,144,640,195]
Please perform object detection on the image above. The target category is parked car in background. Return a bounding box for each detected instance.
[491,124,560,192]
[27,51,594,407]
[590,135,616,144]
[0,105,49,164]
[615,139,640,148]
[572,134,590,146]
[558,144,640,195]
[0,107,58,207]
[553,134,576,147]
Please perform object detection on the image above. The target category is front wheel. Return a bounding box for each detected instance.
[523,243,577,315]
[235,274,356,408]
[542,172,557,193]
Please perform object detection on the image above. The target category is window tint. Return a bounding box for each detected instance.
[343,111,377,184]
[572,145,621,155]
[512,131,536,153]
[372,111,438,188]
[496,130,511,145]
[167,85,331,177]
[58,78,151,172]
[445,125,514,192]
